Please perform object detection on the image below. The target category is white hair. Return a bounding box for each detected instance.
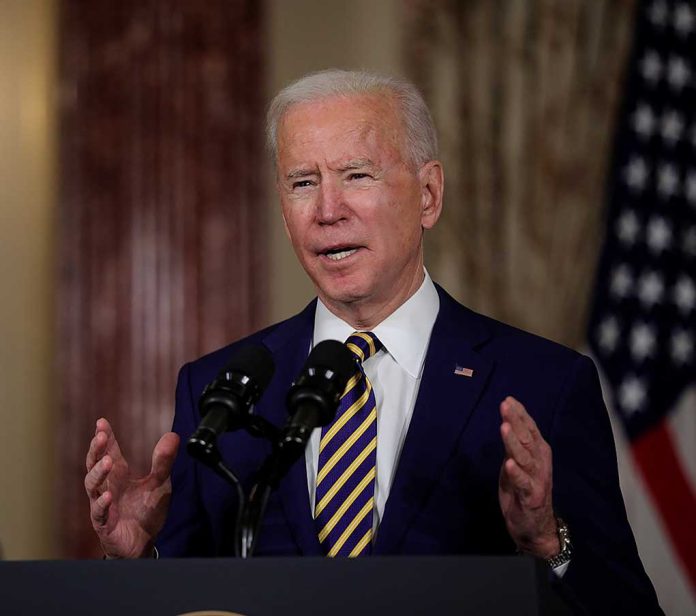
[266,69,438,167]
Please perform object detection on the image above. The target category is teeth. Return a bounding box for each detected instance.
[326,248,358,261]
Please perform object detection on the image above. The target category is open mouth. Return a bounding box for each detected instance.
[318,245,361,262]
[324,247,358,261]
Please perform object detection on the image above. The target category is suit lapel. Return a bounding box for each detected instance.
[375,287,494,554]
[259,301,323,555]
[254,287,496,556]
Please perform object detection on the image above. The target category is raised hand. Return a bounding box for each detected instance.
[84,418,180,558]
[498,396,559,559]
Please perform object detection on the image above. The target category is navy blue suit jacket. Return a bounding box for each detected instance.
[157,285,661,614]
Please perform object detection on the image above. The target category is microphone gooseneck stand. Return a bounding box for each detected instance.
[193,410,305,558]
[189,340,355,558]
[188,418,282,558]
[238,424,312,558]
[238,452,283,558]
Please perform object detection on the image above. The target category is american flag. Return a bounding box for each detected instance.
[588,0,695,608]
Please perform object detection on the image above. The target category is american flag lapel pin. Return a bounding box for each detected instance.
[454,365,474,377]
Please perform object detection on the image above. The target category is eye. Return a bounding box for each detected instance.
[348,172,371,181]
[292,179,314,189]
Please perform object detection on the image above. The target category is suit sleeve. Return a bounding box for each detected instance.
[155,362,215,557]
[550,354,662,615]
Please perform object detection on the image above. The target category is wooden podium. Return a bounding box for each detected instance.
[0,556,575,615]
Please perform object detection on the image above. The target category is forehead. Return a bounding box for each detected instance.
[276,93,407,167]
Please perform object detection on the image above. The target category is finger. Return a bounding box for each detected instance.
[84,455,112,499]
[150,432,180,483]
[503,397,554,472]
[96,417,125,462]
[90,490,112,528]
[502,457,534,498]
[508,396,542,435]
[95,417,113,438]
[500,422,534,470]
[85,431,108,472]
[500,397,537,447]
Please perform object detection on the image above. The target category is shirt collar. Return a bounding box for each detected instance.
[313,271,440,378]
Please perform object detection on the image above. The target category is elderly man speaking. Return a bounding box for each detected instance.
[84,69,661,614]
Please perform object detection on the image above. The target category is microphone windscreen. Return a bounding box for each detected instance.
[305,339,355,385]
[222,344,275,391]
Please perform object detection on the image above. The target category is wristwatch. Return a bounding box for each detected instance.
[546,517,572,569]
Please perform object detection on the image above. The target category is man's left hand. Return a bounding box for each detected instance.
[498,396,559,559]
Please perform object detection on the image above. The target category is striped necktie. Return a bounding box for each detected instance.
[314,331,382,557]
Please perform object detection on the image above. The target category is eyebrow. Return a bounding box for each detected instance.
[338,158,376,171]
[284,158,379,181]
[286,167,318,180]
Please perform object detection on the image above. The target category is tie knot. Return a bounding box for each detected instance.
[345,331,382,364]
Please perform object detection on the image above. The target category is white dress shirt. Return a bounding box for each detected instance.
[305,271,440,528]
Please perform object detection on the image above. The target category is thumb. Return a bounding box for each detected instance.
[150,432,180,483]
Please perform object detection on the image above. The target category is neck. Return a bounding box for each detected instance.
[319,267,425,330]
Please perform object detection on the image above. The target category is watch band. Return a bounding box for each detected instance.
[546,517,572,569]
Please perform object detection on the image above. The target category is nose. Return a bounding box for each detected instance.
[316,179,346,225]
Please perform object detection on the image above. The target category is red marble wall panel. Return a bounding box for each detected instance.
[57,0,266,557]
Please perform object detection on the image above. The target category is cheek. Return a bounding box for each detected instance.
[389,225,420,258]
[281,206,309,245]
[289,226,310,255]
[379,203,422,246]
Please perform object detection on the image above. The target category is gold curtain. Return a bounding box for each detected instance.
[57,0,266,557]
[406,0,636,348]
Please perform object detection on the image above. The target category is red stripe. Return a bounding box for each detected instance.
[631,419,696,592]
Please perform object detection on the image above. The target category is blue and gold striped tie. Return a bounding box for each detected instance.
[314,331,382,557]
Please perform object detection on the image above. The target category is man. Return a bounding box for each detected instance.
[85,70,661,612]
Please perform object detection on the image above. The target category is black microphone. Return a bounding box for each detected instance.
[278,339,355,462]
[238,340,353,557]
[187,344,275,465]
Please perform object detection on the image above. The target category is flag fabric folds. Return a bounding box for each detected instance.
[588,0,695,609]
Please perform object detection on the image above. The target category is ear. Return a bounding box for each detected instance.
[418,160,444,230]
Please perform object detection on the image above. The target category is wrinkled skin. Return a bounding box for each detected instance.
[84,418,179,558]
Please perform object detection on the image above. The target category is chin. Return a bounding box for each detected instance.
[318,278,371,307]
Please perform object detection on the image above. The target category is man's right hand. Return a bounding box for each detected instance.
[84,418,180,559]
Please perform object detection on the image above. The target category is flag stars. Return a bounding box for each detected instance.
[641,51,662,84]
[597,316,621,354]
[594,13,695,429]
[657,163,679,199]
[667,55,690,91]
[619,376,647,415]
[630,323,657,362]
[611,264,634,299]
[616,210,641,246]
[638,271,665,307]
[660,110,684,145]
[671,329,694,365]
[632,104,656,139]
[649,0,669,27]
[674,3,695,36]
[646,216,672,253]
[674,276,696,313]
[624,157,649,192]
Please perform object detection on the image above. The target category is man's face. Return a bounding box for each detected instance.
[275,93,442,325]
